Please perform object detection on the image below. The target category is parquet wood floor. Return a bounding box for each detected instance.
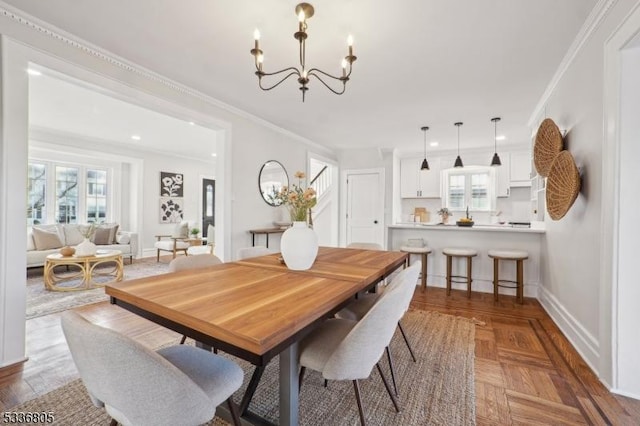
[1,283,639,424]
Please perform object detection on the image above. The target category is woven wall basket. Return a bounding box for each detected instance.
[546,150,581,220]
[534,118,563,177]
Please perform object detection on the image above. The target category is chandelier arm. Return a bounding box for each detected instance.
[257,67,301,77]
[308,72,346,95]
[307,67,346,82]
[258,71,300,91]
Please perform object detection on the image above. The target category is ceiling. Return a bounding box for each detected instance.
[7,0,597,154]
[28,71,219,161]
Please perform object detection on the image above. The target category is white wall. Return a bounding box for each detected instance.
[529,0,640,389]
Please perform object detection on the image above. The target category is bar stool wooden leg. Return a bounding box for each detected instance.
[420,253,428,291]
[493,258,499,301]
[446,255,452,295]
[407,254,411,267]
[517,259,524,304]
[466,256,472,298]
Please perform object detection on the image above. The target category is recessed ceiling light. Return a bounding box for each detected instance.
[189,121,195,126]
[496,135,506,141]
[211,153,217,157]
[430,141,439,147]
[27,68,42,76]
[131,135,141,141]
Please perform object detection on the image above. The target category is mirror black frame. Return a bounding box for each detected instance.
[258,160,289,206]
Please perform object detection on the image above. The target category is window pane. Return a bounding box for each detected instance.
[86,169,108,223]
[56,166,79,224]
[27,163,46,225]
[206,185,213,216]
[448,175,465,210]
[471,173,489,210]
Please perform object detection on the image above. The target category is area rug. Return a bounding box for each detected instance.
[26,259,170,319]
[9,310,476,425]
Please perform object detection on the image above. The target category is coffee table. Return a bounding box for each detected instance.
[44,250,124,291]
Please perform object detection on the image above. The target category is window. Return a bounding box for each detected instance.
[56,166,79,224]
[86,169,107,223]
[443,167,493,212]
[26,162,111,225]
[27,163,47,225]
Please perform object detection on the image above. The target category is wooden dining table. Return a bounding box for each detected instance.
[105,246,407,426]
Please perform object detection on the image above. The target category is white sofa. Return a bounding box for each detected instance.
[27,223,138,268]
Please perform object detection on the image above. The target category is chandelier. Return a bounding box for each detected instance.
[250,3,357,102]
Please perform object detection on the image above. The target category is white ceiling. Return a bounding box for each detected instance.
[7,0,597,154]
[28,72,219,160]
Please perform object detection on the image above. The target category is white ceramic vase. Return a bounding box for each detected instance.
[75,237,97,257]
[280,221,318,270]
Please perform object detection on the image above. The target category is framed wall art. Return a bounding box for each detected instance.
[160,172,184,197]
[159,197,184,223]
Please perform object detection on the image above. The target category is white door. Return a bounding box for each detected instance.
[346,170,384,247]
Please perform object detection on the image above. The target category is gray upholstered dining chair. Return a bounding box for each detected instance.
[346,242,383,250]
[236,246,274,260]
[335,263,421,396]
[61,311,243,426]
[297,264,420,426]
[169,253,222,272]
[168,254,223,344]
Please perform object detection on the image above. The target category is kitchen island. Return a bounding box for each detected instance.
[388,223,545,298]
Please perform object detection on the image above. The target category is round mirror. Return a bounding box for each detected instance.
[259,160,289,206]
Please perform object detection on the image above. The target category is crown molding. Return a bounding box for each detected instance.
[528,0,618,127]
[0,1,334,157]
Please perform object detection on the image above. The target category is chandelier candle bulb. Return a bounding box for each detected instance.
[348,35,354,56]
[342,59,347,77]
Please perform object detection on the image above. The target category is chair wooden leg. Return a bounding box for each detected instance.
[179,335,187,344]
[421,253,428,291]
[156,249,160,262]
[352,380,367,426]
[397,320,417,362]
[493,258,499,301]
[324,379,328,388]
[109,419,118,426]
[227,398,242,426]
[517,259,524,304]
[466,256,472,298]
[386,346,399,397]
[376,363,401,413]
[298,366,306,392]
[446,255,452,295]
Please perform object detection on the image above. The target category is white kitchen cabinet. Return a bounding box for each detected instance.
[495,153,510,197]
[400,157,441,198]
[510,151,532,187]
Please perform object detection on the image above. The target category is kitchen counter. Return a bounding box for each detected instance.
[387,222,544,298]
[389,222,545,234]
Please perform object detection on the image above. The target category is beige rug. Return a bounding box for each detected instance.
[26,259,170,319]
[10,310,476,425]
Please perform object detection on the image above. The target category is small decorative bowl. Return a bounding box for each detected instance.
[60,246,75,256]
[456,220,474,227]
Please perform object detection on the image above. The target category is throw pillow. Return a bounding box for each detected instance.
[27,230,36,251]
[172,221,189,239]
[63,224,85,246]
[32,227,63,250]
[93,228,112,245]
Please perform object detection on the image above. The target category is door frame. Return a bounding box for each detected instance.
[339,168,385,248]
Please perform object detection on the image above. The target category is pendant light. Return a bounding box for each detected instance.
[453,122,464,168]
[490,117,502,166]
[420,126,430,170]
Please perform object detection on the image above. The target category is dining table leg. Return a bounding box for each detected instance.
[279,342,299,426]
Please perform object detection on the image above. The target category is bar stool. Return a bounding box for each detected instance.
[400,239,432,291]
[488,249,529,304]
[442,248,478,298]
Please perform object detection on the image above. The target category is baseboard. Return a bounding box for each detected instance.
[538,286,600,373]
[611,388,640,401]
[142,248,157,259]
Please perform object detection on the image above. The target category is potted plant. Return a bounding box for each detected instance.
[190,227,200,239]
[437,208,452,224]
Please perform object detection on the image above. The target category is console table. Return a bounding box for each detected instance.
[248,227,285,248]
